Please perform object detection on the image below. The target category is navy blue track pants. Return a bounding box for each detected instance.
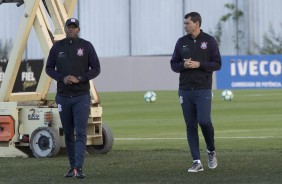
[56,93,90,168]
[178,89,215,160]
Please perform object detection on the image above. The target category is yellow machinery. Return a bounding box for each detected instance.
[0,0,113,157]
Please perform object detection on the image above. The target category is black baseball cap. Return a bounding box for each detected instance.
[65,18,79,27]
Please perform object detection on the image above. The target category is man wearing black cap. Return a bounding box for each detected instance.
[46,18,101,179]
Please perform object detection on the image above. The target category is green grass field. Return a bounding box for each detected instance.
[0,89,282,184]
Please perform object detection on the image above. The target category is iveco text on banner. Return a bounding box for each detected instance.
[217,55,282,89]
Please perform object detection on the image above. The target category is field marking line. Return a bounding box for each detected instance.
[115,136,276,140]
[115,138,186,140]
[243,93,282,97]
[217,136,275,139]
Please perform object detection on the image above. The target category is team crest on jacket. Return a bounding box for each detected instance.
[77,48,84,56]
[200,42,208,49]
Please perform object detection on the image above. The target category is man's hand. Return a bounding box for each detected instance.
[184,58,200,69]
[63,75,80,84]
[69,75,80,83]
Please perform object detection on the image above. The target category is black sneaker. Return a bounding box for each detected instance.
[75,168,86,179]
[64,167,75,178]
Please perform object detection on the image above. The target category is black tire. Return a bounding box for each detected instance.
[87,123,114,154]
[30,127,60,158]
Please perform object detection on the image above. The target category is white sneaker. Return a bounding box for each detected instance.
[188,161,204,172]
[207,150,218,169]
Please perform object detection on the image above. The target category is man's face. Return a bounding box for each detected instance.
[184,17,198,35]
[65,24,80,39]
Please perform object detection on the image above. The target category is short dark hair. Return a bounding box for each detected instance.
[184,12,202,27]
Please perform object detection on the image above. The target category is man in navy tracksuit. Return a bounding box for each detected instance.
[170,12,221,172]
[46,18,100,178]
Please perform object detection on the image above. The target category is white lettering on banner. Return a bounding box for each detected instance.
[230,60,236,76]
[231,81,282,87]
[230,59,282,76]
[269,60,281,76]
[21,72,35,81]
[231,59,248,76]
[249,60,258,76]
[231,82,256,87]
[259,60,268,76]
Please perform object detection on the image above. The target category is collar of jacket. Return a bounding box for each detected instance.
[187,29,204,40]
[65,37,80,44]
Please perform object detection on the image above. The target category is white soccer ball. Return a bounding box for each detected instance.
[221,90,234,101]
[144,91,157,103]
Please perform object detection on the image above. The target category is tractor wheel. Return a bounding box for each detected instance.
[30,127,60,158]
[87,123,114,154]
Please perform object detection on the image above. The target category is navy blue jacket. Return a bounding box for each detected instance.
[46,37,100,97]
[170,30,221,90]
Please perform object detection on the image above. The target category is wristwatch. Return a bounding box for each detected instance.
[77,75,83,82]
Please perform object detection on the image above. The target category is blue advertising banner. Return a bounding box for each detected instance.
[217,55,282,89]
